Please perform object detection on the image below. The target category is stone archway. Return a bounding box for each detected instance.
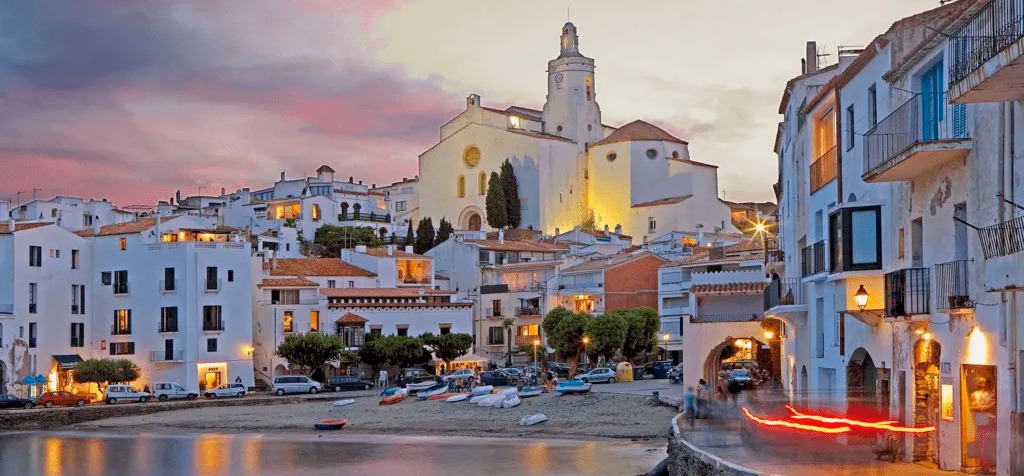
[912,338,941,465]
[702,337,768,392]
[458,206,485,231]
[847,347,878,402]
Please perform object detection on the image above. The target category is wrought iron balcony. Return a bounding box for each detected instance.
[515,306,541,317]
[110,324,132,335]
[801,240,826,277]
[113,283,129,295]
[884,268,931,317]
[863,93,970,183]
[935,260,973,312]
[514,335,541,347]
[810,146,838,193]
[203,320,225,332]
[338,212,391,223]
[689,314,762,324]
[150,350,184,362]
[949,0,1024,102]
[764,277,805,310]
[978,215,1024,258]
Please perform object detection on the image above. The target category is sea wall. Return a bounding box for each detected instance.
[666,415,763,476]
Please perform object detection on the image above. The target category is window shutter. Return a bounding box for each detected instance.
[952,104,967,138]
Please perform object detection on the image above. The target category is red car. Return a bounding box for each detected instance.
[37,391,89,408]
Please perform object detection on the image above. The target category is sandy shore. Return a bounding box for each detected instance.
[69,390,676,440]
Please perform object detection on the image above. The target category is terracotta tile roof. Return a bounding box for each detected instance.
[328,302,474,309]
[358,247,423,258]
[691,282,768,295]
[258,278,320,288]
[0,222,50,234]
[320,288,456,298]
[316,164,335,173]
[74,216,177,237]
[335,312,368,324]
[267,258,377,277]
[661,239,767,267]
[464,239,568,253]
[493,260,562,270]
[592,120,687,147]
[632,194,692,209]
[560,251,667,274]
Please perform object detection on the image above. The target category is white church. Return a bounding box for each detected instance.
[417,22,738,241]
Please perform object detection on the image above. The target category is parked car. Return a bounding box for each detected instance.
[205,383,247,398]
[479,370,511,387]
[37,391,89,408]
[105,385,151,404]
[152,382,199,402]
[272,375,322,395]
[440,369,475,383]
[726,369,755,390]
[667,363,684,384]
[547,362,571,378]
[0,394,36,409]
[574,367,618,384]
[396,368,437,387]
[328,376,374,392]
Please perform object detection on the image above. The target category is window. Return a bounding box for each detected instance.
[206,267,218,291]
[648,217,657,233]
[29,283,37,313]
[396,325,408,337]
[310,311,319,333]
[491,299,502,317]
[829,206,882,273]
[202,306,223,331]
[867,84,877,127]
[348,281,355,288]
[29,246,42,267]
[28,323,36,348]
[457,175,466,198]
[488,326,505,345]
[113,309,131,335]
[227,270,234,283]
[339,326,365,347]
[207,338,218,353]
[311,204,321,221]
[71,249,79,269]
[101,271,112,286]
[606,152,617,162]
[113,270,128,294]
[327,280,336,288]
[70,323,84,348]
[517,324,539,337]
[119,237,127,251]
[72,284,84,314]
[110,342,135,355]
[897,227,905,259]
[845,105,855,150]
[479,172,487,195]
[646,148,658,159]
[283,311,294,333]
[271,289,299,305]
[439,324,451,335]
[160,307,178,333]
[369,326,382,337]
[395,201,407,212]
[164,267,175,291]
[50,249,59,258]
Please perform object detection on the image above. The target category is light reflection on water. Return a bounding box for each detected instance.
[1,431,664,476]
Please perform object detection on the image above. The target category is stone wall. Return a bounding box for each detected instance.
[666,415,763,476]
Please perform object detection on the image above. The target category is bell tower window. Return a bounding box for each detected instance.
[478,172,487,196]
[457,175,466,198]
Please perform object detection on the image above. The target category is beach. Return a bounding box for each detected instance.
[68,390,677,441]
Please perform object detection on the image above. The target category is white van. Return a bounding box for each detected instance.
[105,385,151,404]
[272,375,322,395]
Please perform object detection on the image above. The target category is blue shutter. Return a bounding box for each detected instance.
[952,104,967,138]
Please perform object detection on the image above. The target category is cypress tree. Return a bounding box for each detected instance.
[436,217,454,244]
[485,171,507,229]
[500,159,521,228]
[414,217,436,253]
[405,221,414,246]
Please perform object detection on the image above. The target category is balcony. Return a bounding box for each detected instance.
[203,320,225,332]
[160,280,178,293]
[764,277,806,310]
[487,308,504,319]
[113,283,129,295]
[110,324,132,336]
[863,93,970,183]
[810,146,837,193]
[935,260,973,312]
[205,279,221,293]
[514,335,541,347]
[338,212,391,223]
[150,350,184,362]
[515,307,541,317]
[689,314,762,324]
[884,268,931,318]
[949,0,1024,103]
[801,240,826,277]
[158,323,178,333]
[978,215,1024,258]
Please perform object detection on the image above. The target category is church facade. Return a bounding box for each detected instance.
[418,22,737,241]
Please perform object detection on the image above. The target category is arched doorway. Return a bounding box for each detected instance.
[800,366,809,405]
[912,338,941,465]
[702,337,768,393]
[847,347,878,402]
[340,202,349,218]
[468,214,482,231]
[352,203,362,216]
[378,227,387,239]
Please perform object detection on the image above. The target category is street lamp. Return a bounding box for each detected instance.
[662,333,670,360]
[582,336,590,365]
[533,339,540,371]
[764,330,775,340]
[854,285,869,311]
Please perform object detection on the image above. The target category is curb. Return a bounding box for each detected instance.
[670,414,781,476]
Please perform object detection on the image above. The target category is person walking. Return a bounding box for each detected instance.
[683,387,697,427]
[378,369,388,388]
[695,379,710,419]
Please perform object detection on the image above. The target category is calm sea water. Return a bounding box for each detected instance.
[0,431,665,476]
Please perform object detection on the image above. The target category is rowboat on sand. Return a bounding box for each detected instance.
[313,419,347,430]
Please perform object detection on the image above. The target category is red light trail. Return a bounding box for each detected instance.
[741,407,851,434]
[742,406,937,435]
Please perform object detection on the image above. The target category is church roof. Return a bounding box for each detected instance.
[591,120,688,147]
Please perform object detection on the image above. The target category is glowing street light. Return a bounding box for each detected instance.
[764,330,775,340]
[533,339,540,370]
[854,285,869,311]
[662,333,670,360]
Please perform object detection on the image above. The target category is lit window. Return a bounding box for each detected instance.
[119,237,127,251]
[283,311,294,333]
[479,172,487,196]
[310,311,319,333]
[509,116,520,128]
[457,175,466,198]
[311,204,321,221]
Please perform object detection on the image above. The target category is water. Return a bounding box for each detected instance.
[0,431,665,476]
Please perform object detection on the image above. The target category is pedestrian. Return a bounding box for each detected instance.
[696,378,710,419]
[235,376,242,384]
[683,386,697,427]
[379,369,388,388]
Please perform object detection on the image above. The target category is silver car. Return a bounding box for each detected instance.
[574,367,617,384]
[272,375,322,395]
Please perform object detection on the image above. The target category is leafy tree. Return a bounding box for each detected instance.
[370,335,429,368]
[74,359,141,390]
[358,334,389,374]
[414,217,435,254]
[485,171,507,228]
[436,217,455,245]
[405,221,415,245]
[585,312,628,362]
[500,159,521,228]
[314,225,381,255]
[501,317,516,366]
[580,209,598,232]
[275,332,349,374]
[619,307,662,363]
[542,306,589,376]
[431,333,474,368]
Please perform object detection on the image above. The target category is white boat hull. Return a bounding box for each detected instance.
[331,399,356,407]
[470,385,493,396]
[518,387,542,398]
[520,413,548,426]
[406,381,437,391]
[477,394,505,407]
[417,386,448,399]
[445,394,469,403]
[496,395,521,409]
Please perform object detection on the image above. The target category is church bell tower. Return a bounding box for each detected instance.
[542,22,603,150]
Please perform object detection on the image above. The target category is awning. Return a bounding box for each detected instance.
[53,354,84,370]
[431,353,488,363]
[518,293,542,300]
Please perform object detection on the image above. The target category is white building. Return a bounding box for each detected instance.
[417,22,737,239]
[7,196,135,232]
[370,177,419,240]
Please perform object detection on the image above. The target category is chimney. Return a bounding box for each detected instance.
[805,41,818,73]
[93,217,101,235]
[371,184,376,188]
[271,252,277,271]
[7,215,14,233]
[696,224,705,245]
[0,201,9,220]
[387,245,394,256]
[614,224,622,235]
[498,228,504,244]
[404,245,414,253]
[221,187,226,196]
[154,217,162,244]
[280,171,286,181]
[467,94,481,109]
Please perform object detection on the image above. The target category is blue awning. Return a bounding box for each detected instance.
[53,354,83,370]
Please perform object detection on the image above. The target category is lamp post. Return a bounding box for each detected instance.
[662,333,670,361]
[582,336,590,367]
[533,339,540,371]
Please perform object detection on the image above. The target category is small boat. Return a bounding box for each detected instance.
[468,394,491,404]
[477,394,506,407]
[497,388,517,396]
[332,399,356,407]
[380,387,402,397]
[555,379,592,395]
[406,381,439,391]
[470,385,493,396]
[313,419,347,430]
[416,384,449,399]
[428,392,458,401]
[379,393,406,405]
[520,413,548,426]
[446,394,469,403]
[496,394,521,409]
[518,387,543,398]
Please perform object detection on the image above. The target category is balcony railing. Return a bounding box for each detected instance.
[203,320,225,332]
[515,307,541,317]
[159,322,178,333]
[150,350,184,362]
[764,277,806,310]
[514,335,541,347]
[0,304,12,314]
[487,309,503,318]
[863,93,969,181]
[801,240,826,277]
[689,314,762,324]
[950,0,1024,84]
[110,324,131,335]
[810,146,837,193]
[338,212,391,223]
[935,260,972,312]
[160,279,177,293]
[205,279,221,293]
[884,268,931,317]
[978,215,1024,258]
[113,283,129,295]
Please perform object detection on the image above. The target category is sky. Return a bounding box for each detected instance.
[0,0,945,207]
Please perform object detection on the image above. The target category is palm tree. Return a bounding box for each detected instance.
[502,317,516,367]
